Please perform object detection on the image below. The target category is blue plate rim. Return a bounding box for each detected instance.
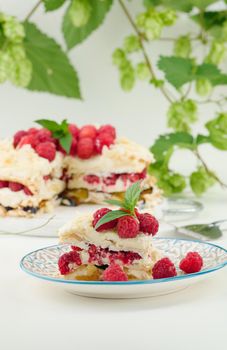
[20,237,227,286]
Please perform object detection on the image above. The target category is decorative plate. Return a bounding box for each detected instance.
[20,238,227,299]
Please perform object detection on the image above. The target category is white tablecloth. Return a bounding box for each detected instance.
[1,190,227,350]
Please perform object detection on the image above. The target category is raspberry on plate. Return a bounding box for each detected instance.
[13,130,27,148]
[179,252,203,274]
[102,263,128,281]
[36,129,53,143]
[9,182,24,192]
[92,208,117,232]
[58,250,82,275]
[79,125,97,140]
[117,215,139,238]
[139,213,159,236]
[98,125,116,139]
[95,132,115,154]
[35,142,56,162]
[77,137,94,159]
[69,124,80,139]
[0,180,8,188]
[152,257,177,279]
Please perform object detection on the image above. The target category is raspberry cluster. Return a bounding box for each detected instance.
[13,123,116,161]
[92,207,159,238]
[0,180,33,196]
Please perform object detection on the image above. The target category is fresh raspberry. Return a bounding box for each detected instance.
[9,182,24,192]
[79,125,97,140]
[95,132,115,154]
[24,187,33,196]
[13,130,27,148]
[139,213,159,236]
[179,252,203,274]
[84,175,100,184]
[58,250,82,275]
[92,208,117,232]
[117,215,139,238]
[36,129,53,143]
[77,137,94,159]
[69,124,80,139]
[17,134,39,149]
[152,258,177,279]
[103,174,118,186]
[102,263,128,281]
[98,125,116,139]
[0,180,8,189]
[35,142,56,162]
[69,138,77,156]
[27,127,39,134]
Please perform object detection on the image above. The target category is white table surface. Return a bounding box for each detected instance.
[1,189,227,350]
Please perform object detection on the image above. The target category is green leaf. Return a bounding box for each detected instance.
[146,0,193,12]
[158,56,195,89]
[63,0,113,50]
[192,0,217,9]
[44,0,66,11]
[95,210,130,230]
[124,181,142,212]
[59,132,72,153]
[192,11,227,30]
[24,22,81,99]
[196,63,227,86]
[196,134,211,145]
[181,223,222,239]
[35,119,60,132]
[105,199,124,207]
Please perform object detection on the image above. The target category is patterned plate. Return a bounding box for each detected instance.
[20,238,227,299]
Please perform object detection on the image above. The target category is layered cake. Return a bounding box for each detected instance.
[0,120,161,216]
[58,182,163,281]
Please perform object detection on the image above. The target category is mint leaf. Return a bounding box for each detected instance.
[24,22,81,99]
[196,63,227,86]
[95,210,130,229]
[124,181,142,212]
[62,0,113,50]
[158,56,195,89]
[44,0,66,11]
[181,223,222,239]
[105,199,125,207]
[35,119,60,132]
[59,133,72,153]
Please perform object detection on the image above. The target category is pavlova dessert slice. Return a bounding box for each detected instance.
[0,128,65,216]
[58,182,162,281]
[63,124,161,208]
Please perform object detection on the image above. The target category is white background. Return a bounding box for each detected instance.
[0,0,227,182]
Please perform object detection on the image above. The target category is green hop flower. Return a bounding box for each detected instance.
[144,17,163,40]
[123,35,141,53]
[6,43,26,60]
[196,77,212,97]
[167,100,198,132]
[120,62,135,91]
[0,51,9,83]
[112,48,127,68]
[159,9,177,26]
[206,113,227,150]
[136,62,150,80]
[2,17,24,43]
[158,172,186,196]
[136,13,147,28]
[174,35,191,58]
[206,41,227,65]
[190,167,215,196]
[8,58,32,87]
[68,0,92,28]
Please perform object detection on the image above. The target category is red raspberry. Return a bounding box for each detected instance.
[71,246,83,251]
[69,138,77,156]
[58,250,82,275]
[139,213,159,236]
[79,125,97,139]
[24,187,33,196]
[179,252,203,274]
[117,216,139,238]
[152,258,177,279]
[102,263,128,281]
[77,137,94,159]
[35,142,56,162]
[92,208,117,232]
[0,180,8,189]
[36,129,53,143]
[17,134,39,149]
[138,168,147,180]
[13,130,27,148]
[27,127,39,134]
[103,174,118,186]
[69,124,80,139]
[98,125,116,139]
[9,182,24,192]
[84,175,100,184]
[129,173,140,183]
[95,132,115,154]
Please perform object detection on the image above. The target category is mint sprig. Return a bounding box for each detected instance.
[95,181,142,230]
[35,118,72,153]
